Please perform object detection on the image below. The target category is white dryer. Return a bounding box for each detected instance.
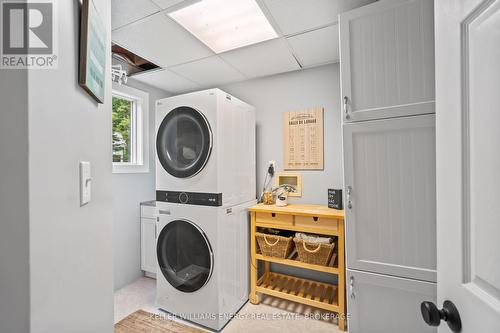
[155,200,254,331]
[155,89,256,207]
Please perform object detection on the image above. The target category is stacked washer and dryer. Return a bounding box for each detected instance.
[154,88,256,331]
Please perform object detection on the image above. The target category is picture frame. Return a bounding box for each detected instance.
[275,172,302,197]
[79,0,106,104]
[283,107,324,170]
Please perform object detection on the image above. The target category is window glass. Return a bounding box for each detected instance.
[157,220,213,292]
[112,83,149,174]
[156,107,212,178]
[112,96,133,163]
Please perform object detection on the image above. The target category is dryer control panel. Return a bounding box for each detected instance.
[156,190,222,207]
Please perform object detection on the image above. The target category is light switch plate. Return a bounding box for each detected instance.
[80,161,91,206]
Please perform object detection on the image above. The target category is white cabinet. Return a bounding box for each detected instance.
[140,203,157,277]
[340,0,437,330]
[141,218,157,275]
[347,269,436,333]
[141,205,157,219]
[339,0,435,122]
[343,114,436,282]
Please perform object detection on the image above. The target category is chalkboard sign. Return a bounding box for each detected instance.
[328,189,343,209]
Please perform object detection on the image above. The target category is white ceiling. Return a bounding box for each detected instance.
[130,68,201,92]
[287,24,340,67]
[111,0,159,30]
[170,56,246,86]
[151,0,186,10]
[112,0,376,93]
[220,38,300,79]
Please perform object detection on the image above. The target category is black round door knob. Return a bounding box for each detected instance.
[421,300,462,332]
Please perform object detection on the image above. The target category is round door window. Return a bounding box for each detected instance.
[157,220,213,293]
[156,106,212,178]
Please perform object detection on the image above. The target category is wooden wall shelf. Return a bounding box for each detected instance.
[249,204,346,331]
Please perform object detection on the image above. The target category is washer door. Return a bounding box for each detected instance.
[157,220,214,293]
[156,106,212,178]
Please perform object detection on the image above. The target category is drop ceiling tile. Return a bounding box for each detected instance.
[219,38,299,78]
[170,56,246,86]
[151,0,186,10]
[263,0,376,35]
[131,69,200,93]
[111,0,160,30]
[112,12,214,67]
[287,24,339,67]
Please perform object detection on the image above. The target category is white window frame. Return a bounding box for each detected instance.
[112,82,149,174]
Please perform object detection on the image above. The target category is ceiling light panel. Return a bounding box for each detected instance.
[168,0,278,53]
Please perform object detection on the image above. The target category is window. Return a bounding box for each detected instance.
[112,96,134,163]
[112,83,149,173]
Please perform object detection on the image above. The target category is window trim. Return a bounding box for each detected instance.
[112,82,149,174]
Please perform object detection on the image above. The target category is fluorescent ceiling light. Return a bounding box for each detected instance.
[168,0,278,53]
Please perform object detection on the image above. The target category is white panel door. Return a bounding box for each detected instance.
[432,0,500,332]
[343,115,436,282]
[339,0,435,122]
[141,218,157,274]
[347,269,437,333]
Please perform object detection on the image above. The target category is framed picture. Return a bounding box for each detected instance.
[79,0,106,104]
[283,107,324,170]
[275,172,302,197]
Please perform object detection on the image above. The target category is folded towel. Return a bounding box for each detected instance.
[295,232,332,244]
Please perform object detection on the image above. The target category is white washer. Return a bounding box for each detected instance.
[155,88,256,207]
[156,200,254,331]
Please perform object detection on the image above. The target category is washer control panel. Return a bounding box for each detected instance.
[156,190,222,207]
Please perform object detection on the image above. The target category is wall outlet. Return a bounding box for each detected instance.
[268,160,276,170]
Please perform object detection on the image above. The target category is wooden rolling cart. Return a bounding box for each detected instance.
[248,204,346,331]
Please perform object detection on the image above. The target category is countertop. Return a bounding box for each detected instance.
[249,203,344,219]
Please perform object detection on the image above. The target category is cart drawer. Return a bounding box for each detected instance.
[295,216,338,231]
[256,212,294,226]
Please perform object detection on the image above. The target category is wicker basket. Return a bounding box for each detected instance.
[256,232,294,259]
[293,238,336,266]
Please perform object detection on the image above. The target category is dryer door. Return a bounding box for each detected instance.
[156,106,212,178]
[157,219,214,293]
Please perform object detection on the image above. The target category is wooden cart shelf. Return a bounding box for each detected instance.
[248,204,346,331]
[255,251,339,274]
[256,222,339,236]
[256,272,339,312]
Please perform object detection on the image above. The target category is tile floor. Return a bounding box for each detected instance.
[114,277,344,333]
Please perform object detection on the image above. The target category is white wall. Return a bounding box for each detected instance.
[112,79,171,290]
[26,1,114,332]
[222,64,343,205]
[222,64,342,283]
[0,70,30,332]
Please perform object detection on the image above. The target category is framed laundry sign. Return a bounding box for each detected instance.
[79,0,106,103]
[283,107,324,170]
